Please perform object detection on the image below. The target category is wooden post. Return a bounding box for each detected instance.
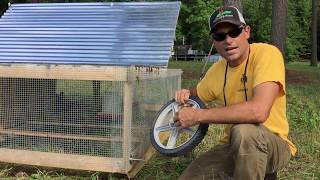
[123,67,133,172]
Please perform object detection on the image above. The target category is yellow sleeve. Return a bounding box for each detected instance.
[252,44,286,95]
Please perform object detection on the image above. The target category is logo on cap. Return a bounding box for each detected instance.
[216,10,233,19]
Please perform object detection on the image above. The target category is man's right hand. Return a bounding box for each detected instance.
[175,89,191,104]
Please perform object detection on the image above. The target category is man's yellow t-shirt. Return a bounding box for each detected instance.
[197,43,297,155]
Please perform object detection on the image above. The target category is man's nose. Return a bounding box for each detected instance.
[224,34,234,43]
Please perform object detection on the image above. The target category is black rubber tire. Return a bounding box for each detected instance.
[150,96,208,157]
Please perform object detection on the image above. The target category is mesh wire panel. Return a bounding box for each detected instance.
[0,67,181,167]
[130,69,181,160]
[0,77,124,158]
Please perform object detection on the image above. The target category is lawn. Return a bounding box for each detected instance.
[0,60,319,179]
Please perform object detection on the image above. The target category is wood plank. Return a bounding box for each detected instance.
[25,121,150,130]
[123,80,133,172]
[0,64,128,81]
[0,128,148,143]
[0,65,182,81]
[0,148,126,173]
[133,68,182,80]
[0,129,119,142]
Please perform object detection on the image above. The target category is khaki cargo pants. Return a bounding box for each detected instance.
[179,124,291,180]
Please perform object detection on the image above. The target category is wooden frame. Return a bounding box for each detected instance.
[0,64,182,177]
[0,64,128,81]
[0,64,181,81]
[0,149,126,173]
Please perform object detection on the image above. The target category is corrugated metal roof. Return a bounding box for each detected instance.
[0,2,180,66]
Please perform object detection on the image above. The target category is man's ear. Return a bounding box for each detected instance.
[244,25,251,40]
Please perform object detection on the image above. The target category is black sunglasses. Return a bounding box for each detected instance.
[212,27,243,42]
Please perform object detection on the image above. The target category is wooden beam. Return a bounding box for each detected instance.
[123,79,133,173]
[0,129,148,143]
[133,68,182,80]
[25,121,150,130]
[0,148,126,173]
[0,64,128,81]
[0,129,119,142]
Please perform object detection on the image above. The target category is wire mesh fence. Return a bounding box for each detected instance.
[0,78,124,157]
[0,66,181,174]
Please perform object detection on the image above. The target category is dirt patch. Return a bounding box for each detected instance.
[286,69,315,84]
[181,69,315,85]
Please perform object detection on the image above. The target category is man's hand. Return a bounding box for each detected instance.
[175,107,203,128]
[175,89,191,104]
[174,87,202,127]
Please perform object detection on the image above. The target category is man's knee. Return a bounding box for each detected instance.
[230,124,260,144]
[230,124,267,153]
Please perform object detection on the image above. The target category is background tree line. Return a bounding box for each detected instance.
[0,0,318,62]
[177,0,317,62]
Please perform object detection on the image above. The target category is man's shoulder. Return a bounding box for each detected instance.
[251,43,283,63]
[251,43,281,53]
[250,43,285,76]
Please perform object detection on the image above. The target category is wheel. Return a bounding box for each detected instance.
[150,96,208,157]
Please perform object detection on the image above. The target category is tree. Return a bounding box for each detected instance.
[286,0,312,61]
[0,0,9,16]
[271,0,288,60]
[311,0,318,66]
[177,0,222,52]
[224,0,243,13]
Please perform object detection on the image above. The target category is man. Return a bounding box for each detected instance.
[175,6,296,180]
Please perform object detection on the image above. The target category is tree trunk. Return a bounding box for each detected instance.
[271,0,288,60]
[311,0,318,66]
[224,0,243,13]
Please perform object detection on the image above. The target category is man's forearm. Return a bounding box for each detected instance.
[196,100,267,124]
[193,82,279,125]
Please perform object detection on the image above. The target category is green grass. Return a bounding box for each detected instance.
[0,60,319,179]
[280,61,320,179]
[286,61,320,74]
[169,60,213,88]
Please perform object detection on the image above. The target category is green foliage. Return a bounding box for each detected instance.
[286,37,301,61]
[286,0,312,61]
[243,0,272,43]
[176,0,313,62]
[254,18,272,42]
[176,0,222,52]
[244,0,312,61]
[0,0,8,16]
